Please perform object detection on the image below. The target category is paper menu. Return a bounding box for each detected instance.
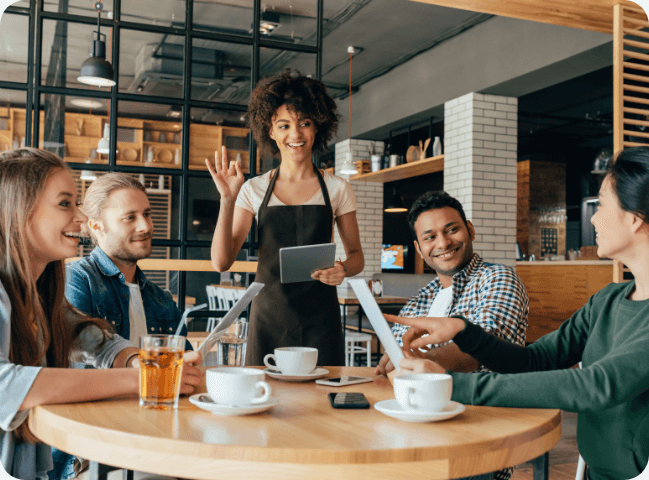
[196,282,264,362]
[348,279,404,367]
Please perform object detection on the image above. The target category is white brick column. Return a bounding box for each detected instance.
[333,139,384,281]
[444,93,517,267]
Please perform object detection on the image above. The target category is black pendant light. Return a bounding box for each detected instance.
[77,2,116,87]
[384,186,407,213]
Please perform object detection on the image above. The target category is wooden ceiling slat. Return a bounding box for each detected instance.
[624,106,649,115]
[624,140,649,147]
[623,50,649,62]
[623,128,649,138]
[623,60,649,71]
[623,117,649,127]
[623,28,649,39]
[623,38,649,49]
[624,83,649,94]
[624,95,649,105]
[623,16,649,28]
[623,72,649,82]
[409,0,621,34]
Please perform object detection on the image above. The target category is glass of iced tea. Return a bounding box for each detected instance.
[139,335,185,410]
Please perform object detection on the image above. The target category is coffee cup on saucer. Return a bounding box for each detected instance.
[206,367,272,406]
[263,347,318,375]
[393,373,452,412]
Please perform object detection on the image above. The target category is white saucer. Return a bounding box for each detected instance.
[189,394,278,416]
[374,400,465,423]
[263,367,329,382]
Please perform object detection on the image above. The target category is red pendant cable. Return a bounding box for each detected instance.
[349,49,352,140]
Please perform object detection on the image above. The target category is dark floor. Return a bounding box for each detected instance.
[512,410,581,480]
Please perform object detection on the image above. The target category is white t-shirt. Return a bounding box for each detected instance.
[426,286,453,318]
[125,281,147,345]
[235,169,357,221]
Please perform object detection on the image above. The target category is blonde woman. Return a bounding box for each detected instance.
[0,148,201,480]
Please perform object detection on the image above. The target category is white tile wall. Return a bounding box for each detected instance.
[444,93,517,267]
[334,139,384,280]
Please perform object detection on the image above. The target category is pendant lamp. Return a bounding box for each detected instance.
[384,186,407,213]
[340,46,358,175]
[77,2,116,87]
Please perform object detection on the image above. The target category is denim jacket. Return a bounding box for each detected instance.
[65,247,191,350]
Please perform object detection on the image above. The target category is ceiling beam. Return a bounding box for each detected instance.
[409,0,645,34]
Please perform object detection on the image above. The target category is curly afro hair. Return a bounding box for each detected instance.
[247,69,340,159]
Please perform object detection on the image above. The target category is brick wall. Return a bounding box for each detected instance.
[444,92,517,267]
[334,139,384,283]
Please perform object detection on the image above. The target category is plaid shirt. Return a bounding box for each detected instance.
[391,253,528,480]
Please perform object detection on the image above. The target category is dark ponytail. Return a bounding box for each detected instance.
[607,146,649,223]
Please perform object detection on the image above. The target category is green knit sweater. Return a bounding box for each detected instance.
[450,280,649,480]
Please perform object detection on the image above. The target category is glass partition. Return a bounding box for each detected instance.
[119,29,185,99]
[0,89,27,153]
[191,38,252,105]
[0,13,29,83]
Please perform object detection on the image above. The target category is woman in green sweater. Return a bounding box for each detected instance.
[392,146,649,480]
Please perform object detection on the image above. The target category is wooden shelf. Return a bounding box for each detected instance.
[350,155,444,183]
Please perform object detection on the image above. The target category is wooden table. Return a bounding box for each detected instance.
[29,367,561,480]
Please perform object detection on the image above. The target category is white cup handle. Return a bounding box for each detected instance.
[407,387,419,409]
[263,354,277,370]
[252,381,272,404]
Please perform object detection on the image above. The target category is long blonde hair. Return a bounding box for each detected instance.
[0,148,110,444]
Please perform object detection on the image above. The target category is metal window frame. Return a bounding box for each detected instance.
[11,0,323,311]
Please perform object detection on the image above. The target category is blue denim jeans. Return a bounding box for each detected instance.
[47,447,76,480]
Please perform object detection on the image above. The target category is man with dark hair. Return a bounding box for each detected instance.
[376,191,528,480]
[377,190,528,374]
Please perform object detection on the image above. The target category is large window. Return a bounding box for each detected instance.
[0,0,323,310]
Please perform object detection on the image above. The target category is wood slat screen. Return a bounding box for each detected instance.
[613,2,648,283]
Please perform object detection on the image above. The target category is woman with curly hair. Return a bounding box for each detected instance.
[207,70,364,366]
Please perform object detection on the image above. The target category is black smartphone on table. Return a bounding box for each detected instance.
[328,392,370,409]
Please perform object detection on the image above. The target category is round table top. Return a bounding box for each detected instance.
[29,367,561,480]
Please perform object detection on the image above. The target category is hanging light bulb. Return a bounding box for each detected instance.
[77,2,116,87]
[341,46,358,175]
[340,152,358,175]
[385,186,407,213]
[97,123,110,154]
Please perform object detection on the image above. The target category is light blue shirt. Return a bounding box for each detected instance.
[0,279,133,480]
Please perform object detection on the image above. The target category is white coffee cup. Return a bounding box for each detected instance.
[206,367,272,406]
[393,373,452,412]
[263,347,318,375]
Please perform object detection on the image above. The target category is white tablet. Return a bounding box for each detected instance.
[279,243,336,284]
[348,279,405,368]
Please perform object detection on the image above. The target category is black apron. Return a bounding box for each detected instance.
[245,165,345,366]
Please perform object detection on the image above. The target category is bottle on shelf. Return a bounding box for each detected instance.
[432,136,442,157]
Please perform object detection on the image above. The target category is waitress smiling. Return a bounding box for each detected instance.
[207,70,364,367]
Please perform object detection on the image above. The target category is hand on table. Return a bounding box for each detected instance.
[179,350,203,395]
[205,145,244,203]
[397,357,446,374]
[131,350,203,396]
[311,261,346,286]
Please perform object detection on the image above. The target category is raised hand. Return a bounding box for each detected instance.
[205,145,245,203]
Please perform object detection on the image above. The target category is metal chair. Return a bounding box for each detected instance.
[345,331,372,367]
